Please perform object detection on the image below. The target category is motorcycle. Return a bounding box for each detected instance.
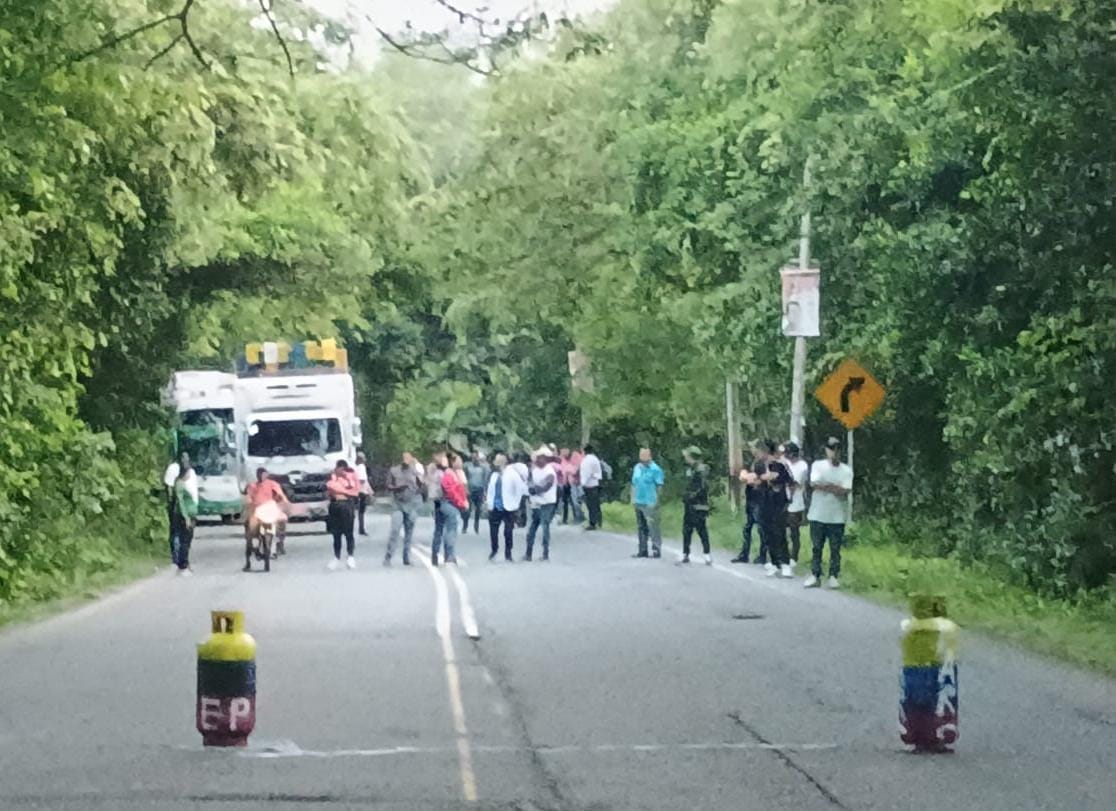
[246,500,285,573]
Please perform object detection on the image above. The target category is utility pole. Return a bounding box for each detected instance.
[725,379,742,512]
[788,159,813,446]
[569,349,593,448]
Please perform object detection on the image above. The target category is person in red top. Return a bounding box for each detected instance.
[244,468,289,570]
[435,453,467,566]
[326,460,362,570]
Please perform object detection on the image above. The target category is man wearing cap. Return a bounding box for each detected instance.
[680,446,712,565]
[783,441,809,567]
[631,447,665,558]
[524,446,559,561]
[804,437,854,589]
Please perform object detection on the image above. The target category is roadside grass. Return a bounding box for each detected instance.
[0,549,163,631]
[602,500,1116,678]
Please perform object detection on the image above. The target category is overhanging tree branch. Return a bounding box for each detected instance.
[72,0,208,69]
[257,0,295,77]
[144,32,185,70]
[431,0,490,27]
[375,27,493,76]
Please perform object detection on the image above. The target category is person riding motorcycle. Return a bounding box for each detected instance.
[244,467,289,570]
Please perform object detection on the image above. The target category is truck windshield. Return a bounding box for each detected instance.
[248,418,342,457]
[177,409,234,476]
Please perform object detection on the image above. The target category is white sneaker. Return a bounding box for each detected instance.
[179,569,193,578]
[780,564,793,578]
[827,576,841,589]
[327,558,340,571]
[789,559,797,568]
[803,575,820,588]
[346,556,356,570]
[703,553,713,566]
[764,562,778,577]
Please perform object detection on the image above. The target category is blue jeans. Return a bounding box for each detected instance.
[436,500,459,560]
[526,503,557,558]
[570,485,585,523]
[432,499,446,550]
[171,514,193,570]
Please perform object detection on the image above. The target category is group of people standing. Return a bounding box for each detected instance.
[621,436,852,588]
[383,445,609,567]
[163,434,851,586]
[728,436,852,588]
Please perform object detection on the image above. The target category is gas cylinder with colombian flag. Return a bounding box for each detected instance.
[900,594,959,751]
[196,610,256,747]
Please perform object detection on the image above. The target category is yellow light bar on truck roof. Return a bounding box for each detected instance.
[244,340,344,370]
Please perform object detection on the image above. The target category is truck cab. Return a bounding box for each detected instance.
[163,371,241,521]
[233,341,361,520]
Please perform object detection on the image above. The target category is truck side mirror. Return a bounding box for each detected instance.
[353,417,363,448]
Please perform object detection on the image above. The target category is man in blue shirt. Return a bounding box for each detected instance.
[631,447,665,559]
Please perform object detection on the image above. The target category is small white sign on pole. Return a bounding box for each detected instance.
[781,266,821,337]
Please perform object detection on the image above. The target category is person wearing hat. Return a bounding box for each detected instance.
[804,437,853,589]
[630,447,665,558]
[680,446,712,565]
[524,446,559,561]
[783,441,809,567]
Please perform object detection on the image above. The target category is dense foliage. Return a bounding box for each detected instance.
[1,0,1113,603]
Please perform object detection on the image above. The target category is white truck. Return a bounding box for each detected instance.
[162,371,242,521]
[233,342,361,520]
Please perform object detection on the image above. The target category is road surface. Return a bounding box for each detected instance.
[1,512,1114,809]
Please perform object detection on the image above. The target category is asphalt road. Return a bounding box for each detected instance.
[1,510,1114,810]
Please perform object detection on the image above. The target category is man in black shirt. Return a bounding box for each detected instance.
[739,439,793,578]
[680,446,713,565]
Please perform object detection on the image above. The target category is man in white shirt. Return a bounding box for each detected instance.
[783,442,809,567]
[804,437,854,589]
[163,452,190,563]
[578,445,604,530]
[525,447,559,561]
[486,453,529,561]
[354,452,372,536]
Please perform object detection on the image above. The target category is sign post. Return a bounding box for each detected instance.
[815,359,885,522]
[784,158,819,445]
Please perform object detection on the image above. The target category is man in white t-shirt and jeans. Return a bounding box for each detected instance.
[782,442,809,567]
[804,436,853,589]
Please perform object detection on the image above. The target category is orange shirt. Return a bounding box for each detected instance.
[247,479,285,507]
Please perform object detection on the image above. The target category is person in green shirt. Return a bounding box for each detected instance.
[172,461,199,576]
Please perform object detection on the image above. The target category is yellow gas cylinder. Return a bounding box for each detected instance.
[196,610,257,747]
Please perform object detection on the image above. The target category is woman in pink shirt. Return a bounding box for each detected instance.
[559,448,585,525]
[326,460,361,570]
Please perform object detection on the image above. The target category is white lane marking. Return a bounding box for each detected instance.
[413,547,478,803]
[415,544,480,639]
[445,566,481,640]
[242,740,838,759]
